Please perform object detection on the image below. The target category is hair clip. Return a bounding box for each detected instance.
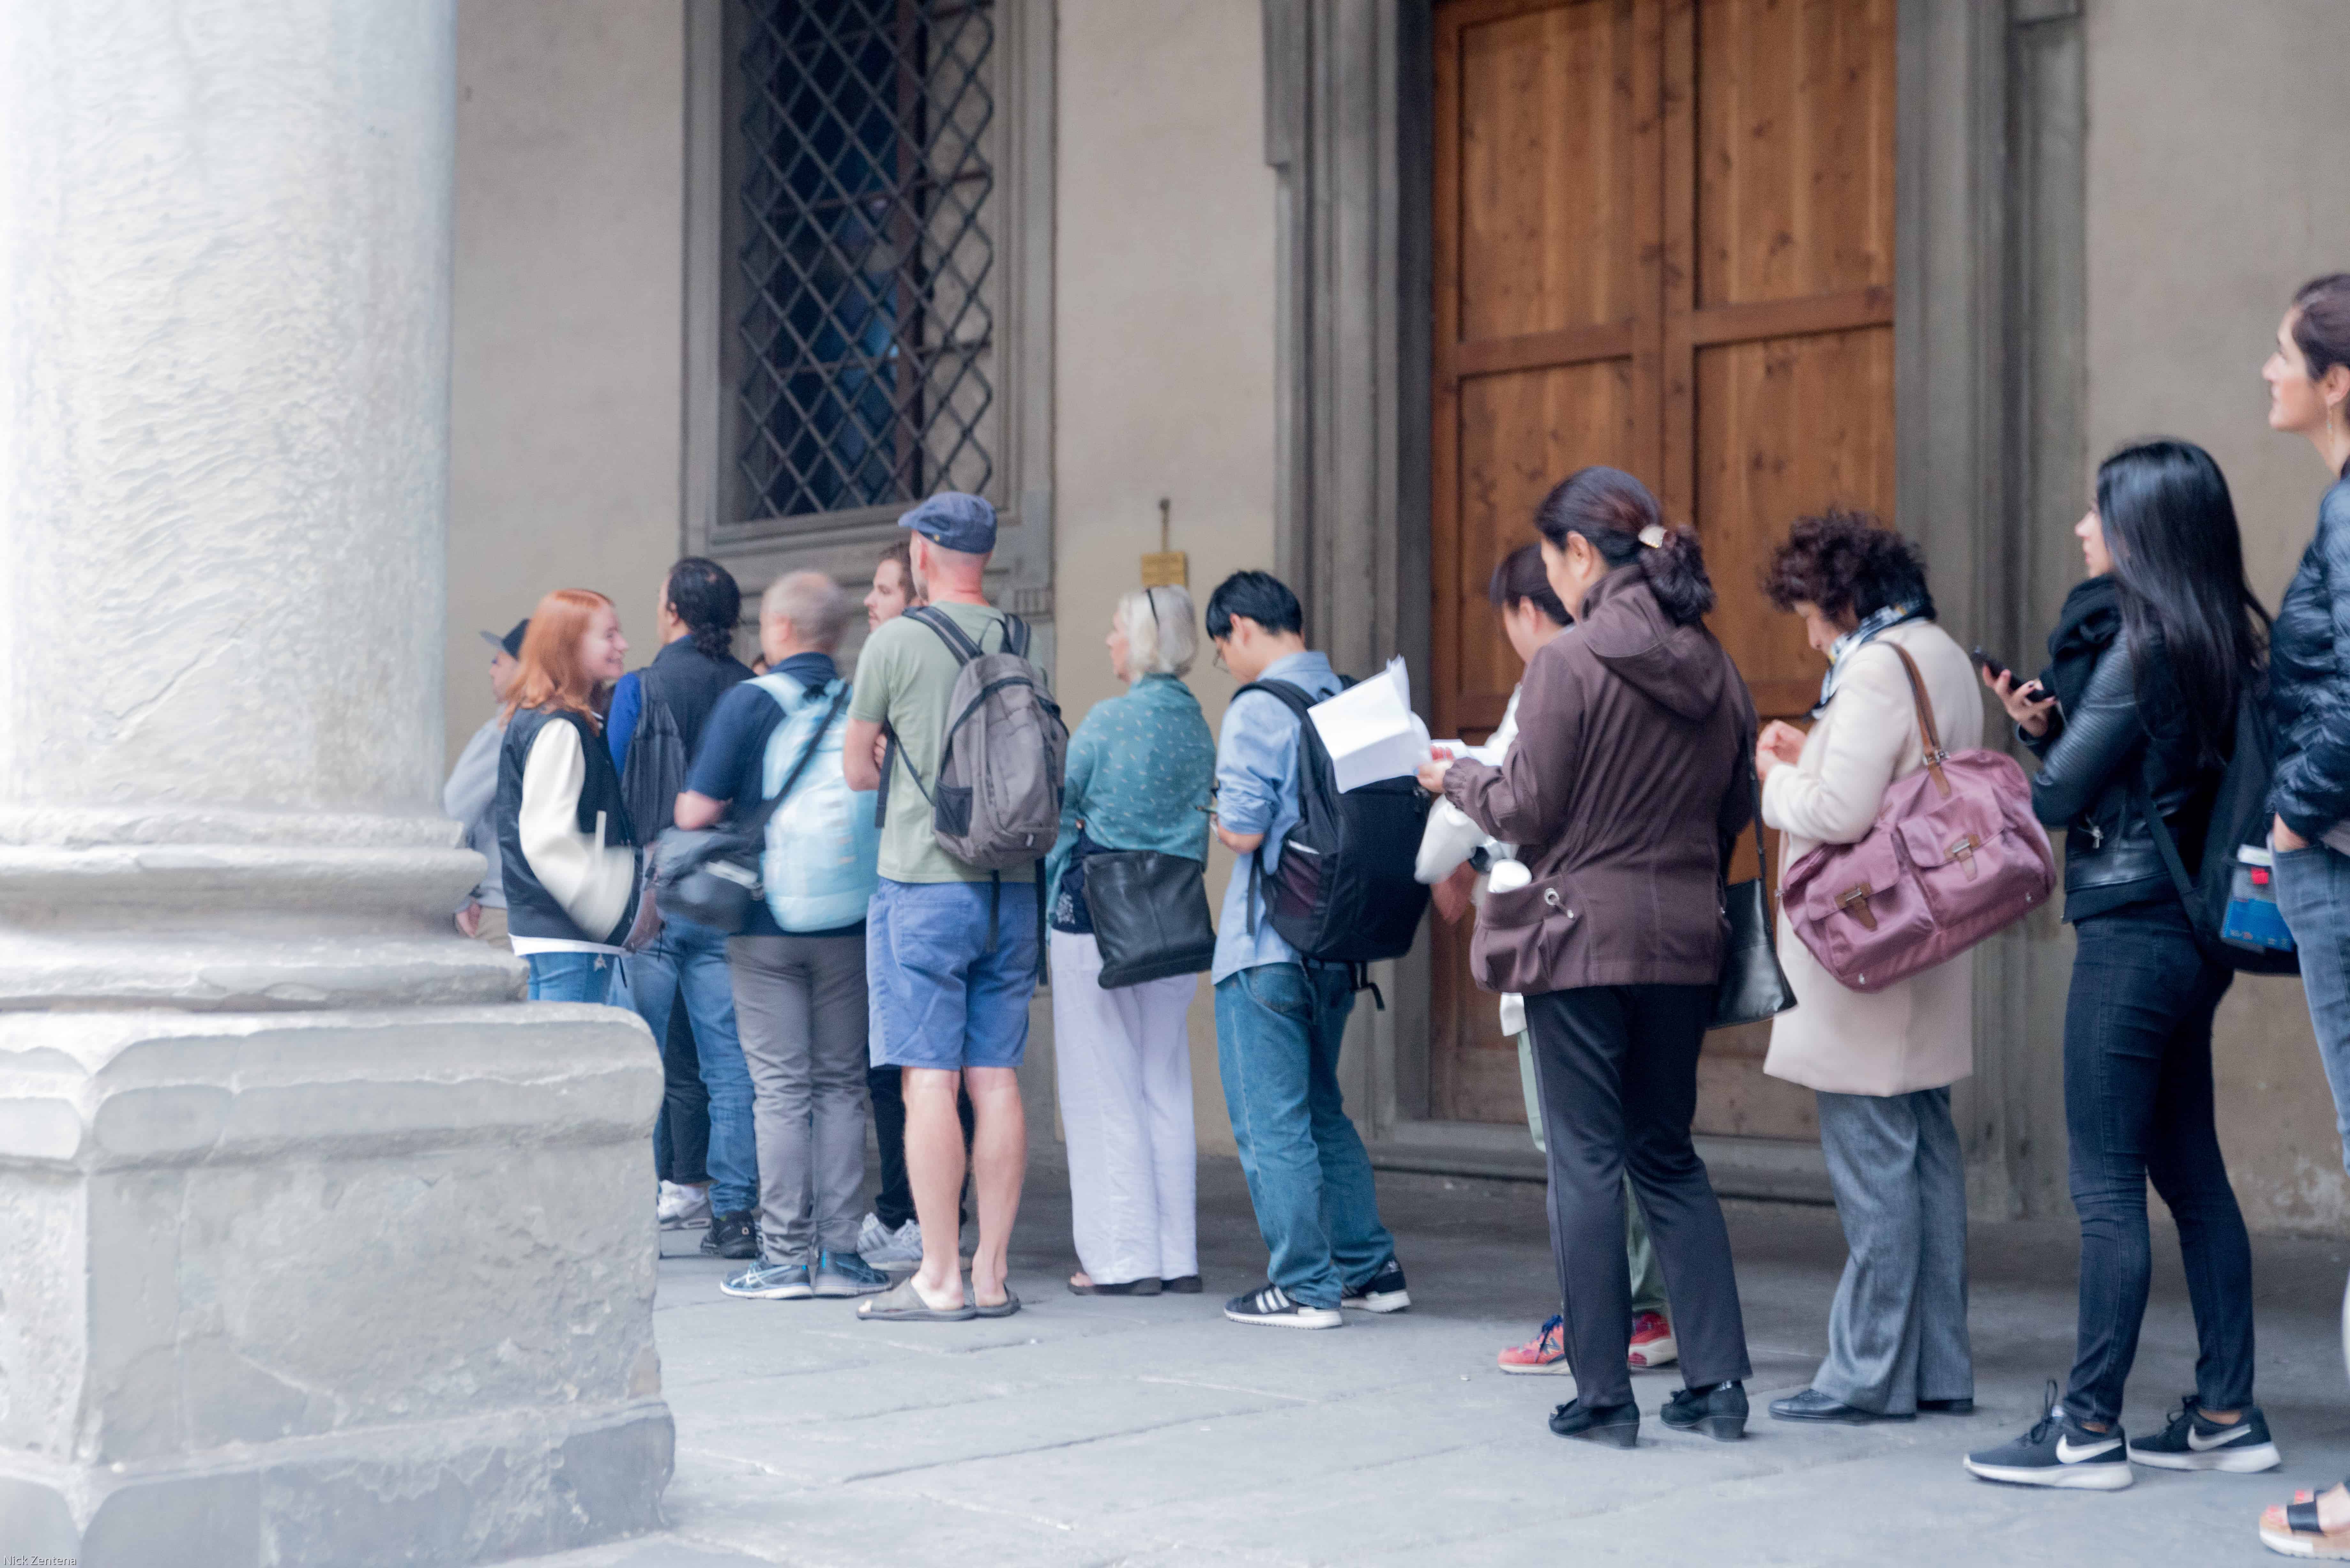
[1638,524,1667,549]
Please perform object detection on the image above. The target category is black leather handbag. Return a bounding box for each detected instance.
[1082,848,1217,990]
[1710,779,1798,1031]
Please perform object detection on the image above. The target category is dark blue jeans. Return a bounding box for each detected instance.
[526,951,614,1003]
[2061,900,2254,1425]
[655,1001,710,1188]
[2273,838,2350,1177]
[1213,962,1395,1309]
[618,917,755,1216]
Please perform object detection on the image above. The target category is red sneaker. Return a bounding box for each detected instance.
[1497,1314,1571,1376]
[1628,1310,1678,1369]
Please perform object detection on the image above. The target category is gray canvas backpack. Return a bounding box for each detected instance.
[879,606,1067,947]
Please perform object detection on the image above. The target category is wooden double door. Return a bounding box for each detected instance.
[1427,0,1896,1136]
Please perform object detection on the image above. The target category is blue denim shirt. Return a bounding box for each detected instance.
[1211,651,1342,982]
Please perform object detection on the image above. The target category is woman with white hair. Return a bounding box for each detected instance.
[1046,585,1219,1296]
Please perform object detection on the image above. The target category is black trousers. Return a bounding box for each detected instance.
[654,1001,710,1187]
[867,1064,975,1232]
[2061,900,2252,1425]
[1526,983,1751,1407]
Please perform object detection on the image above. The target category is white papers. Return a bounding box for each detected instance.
[1308,656,1432,792]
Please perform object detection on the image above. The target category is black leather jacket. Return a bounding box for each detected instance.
[2025,631,2202,911]
[2270,476,2350,840]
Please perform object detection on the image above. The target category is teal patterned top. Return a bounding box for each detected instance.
[1046,672,1218,909]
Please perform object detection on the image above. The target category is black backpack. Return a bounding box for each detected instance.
[2140,690,2300,976]
[620,689,690,841]
[1233,678,1433,990]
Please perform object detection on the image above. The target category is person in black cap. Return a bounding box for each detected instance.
[446,620,527,947]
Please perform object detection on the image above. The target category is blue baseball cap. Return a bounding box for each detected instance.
[897,491,997,554]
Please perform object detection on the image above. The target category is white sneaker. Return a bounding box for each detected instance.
[858,1211,923,1269]
[657,1181,712,1230]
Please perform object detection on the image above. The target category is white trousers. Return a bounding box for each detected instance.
[1049,929,1199,1284]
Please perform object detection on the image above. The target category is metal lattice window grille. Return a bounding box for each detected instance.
[732,0,997,524]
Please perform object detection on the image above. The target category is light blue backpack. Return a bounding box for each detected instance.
[755,674,879,932]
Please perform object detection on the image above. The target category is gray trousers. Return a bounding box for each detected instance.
[728,932,869,1265]
[1813,1087,1973,1415]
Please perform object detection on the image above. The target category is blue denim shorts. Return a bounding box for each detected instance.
[867,877,1040,1071]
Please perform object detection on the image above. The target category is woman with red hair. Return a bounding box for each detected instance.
[494,588,649,1001]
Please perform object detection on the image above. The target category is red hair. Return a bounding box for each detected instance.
[503,588,615,726]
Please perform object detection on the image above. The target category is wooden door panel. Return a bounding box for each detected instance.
[1694,324,1897,720]
[1695,0,1896,309]
[1449,361,1636,735]
[1457,0,1640,343]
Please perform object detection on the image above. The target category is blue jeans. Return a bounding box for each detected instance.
[2275,838,2350,1177]
[1213,962,1395,1309]
[2061,901,2252,1425]
[619,918,756,1216]
[526,951,614,1003]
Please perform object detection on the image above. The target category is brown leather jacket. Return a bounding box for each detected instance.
[1444,566,1757,995]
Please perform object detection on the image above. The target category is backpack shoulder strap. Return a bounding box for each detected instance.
[741,683,851,843]
[904,604,985,666]
[1001,612,1031,660]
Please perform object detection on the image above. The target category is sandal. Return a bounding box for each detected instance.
[2263,1488,2350,1559]
[1069,1276,1162,1297]
[974,1289,1022,1319]
[856,1277,976,1323]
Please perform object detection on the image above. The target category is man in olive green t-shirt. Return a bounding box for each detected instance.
[841,492,1037,1324]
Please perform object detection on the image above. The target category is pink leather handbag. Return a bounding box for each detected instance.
[1781,643,2054,994]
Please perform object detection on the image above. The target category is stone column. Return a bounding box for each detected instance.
[0,6,671,1562]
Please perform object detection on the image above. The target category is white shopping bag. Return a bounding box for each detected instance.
[1307,657,1433,792]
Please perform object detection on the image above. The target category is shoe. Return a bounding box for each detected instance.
[813,1250,891,1298]
[1770,1388,1912,1425]
[1223,1284,1342,1330]
[1919,1398,1976,1415]
[656,1181,711,1230]
[719,1259,811,1300]
[2261,1491,2350,1559]
[857,1212,924,1270]
[1162,1275,1203,1294]
[701,1210,759,1261]
[1628,1310,1678,1369]
[1548,1397,1640,1448]
[1661,1381,1749,1442]
[1069,1276,1163,1296]
[1340,1258,1410,1314]
[1498,1315,1573,1376]
[1965,1383,2133,1490]
[2128,1396,2281,1473]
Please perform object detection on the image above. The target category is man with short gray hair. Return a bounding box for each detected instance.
[676,569,889,1300]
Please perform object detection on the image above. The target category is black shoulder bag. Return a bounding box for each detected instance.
[1710,772,1798,1030]
[1080,838,1218,989]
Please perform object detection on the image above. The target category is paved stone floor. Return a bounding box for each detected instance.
[535,1152,2350,1567]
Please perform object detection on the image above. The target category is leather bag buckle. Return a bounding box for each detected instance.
[1837,884,1878,931]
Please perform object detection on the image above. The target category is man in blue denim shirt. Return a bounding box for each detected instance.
[1205,571,1407,1330]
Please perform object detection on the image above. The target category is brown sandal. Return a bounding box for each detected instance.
[2261,1489,2350,1559]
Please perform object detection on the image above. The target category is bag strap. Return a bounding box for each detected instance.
[739,683,850,844]
[1232,679,1316,937]
[2133,772,2200,909]
[1884,642,1952,797]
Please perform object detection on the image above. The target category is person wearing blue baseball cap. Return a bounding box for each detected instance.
[842,491,1045,1322]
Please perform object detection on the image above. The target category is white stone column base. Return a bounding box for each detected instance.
[0,1003,674,1564]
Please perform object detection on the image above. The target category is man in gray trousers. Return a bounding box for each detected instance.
[674,571,889,1301]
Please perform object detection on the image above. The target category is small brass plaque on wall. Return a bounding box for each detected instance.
[1140,551,1188,588]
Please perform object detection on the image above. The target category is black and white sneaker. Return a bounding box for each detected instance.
[2127,1395,2282,1473]
[1340,1258,1411,1314]
[1223,1283,1342,1330]
[1965,1384,2133,1490]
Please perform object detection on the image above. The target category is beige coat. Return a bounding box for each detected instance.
[1762,620,1983,1097]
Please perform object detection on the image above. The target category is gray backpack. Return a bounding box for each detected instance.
[879,607,1067,944]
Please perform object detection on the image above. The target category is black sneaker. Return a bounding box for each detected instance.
[2127,1395,2282,1473]
[1223,1283,1342,1330]
[701,1210,759,1261]
[1662,1380,1749,1442]
[1964,1383,2133,1490]
[1340,1258,1411,1314]
[1548,1397,1639,1448]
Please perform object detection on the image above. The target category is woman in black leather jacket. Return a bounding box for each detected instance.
[2257,275,2350,1556]
[1966,440,2278,1493]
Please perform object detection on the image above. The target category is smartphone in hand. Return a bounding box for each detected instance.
[1969,645,2011,685]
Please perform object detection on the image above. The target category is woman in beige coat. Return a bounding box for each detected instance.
[1753,512,1981,1427]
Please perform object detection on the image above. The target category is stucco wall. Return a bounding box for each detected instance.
[2084,0,2350,1230]
[446,0,685,764]
[1054,0,1277,1154]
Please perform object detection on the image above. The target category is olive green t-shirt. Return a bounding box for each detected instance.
[848,600,1038,885]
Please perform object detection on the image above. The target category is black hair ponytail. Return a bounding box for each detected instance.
[1532,466,1715,626]
[665,557,744,662]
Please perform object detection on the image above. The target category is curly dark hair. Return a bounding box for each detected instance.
[1762,509,1936,624]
